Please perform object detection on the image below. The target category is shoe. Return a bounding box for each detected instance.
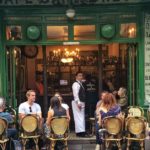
[41,146,47,150]
[76,132,92,138]
[95,144,100,150]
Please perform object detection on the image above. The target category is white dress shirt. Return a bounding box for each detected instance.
[72,80,83,104]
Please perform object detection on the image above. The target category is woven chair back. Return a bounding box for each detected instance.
[128,106,144,117]
[0,118,8,139]
[127,117,145,135]
[51,117,68,135]
[103,117,122,135]
[21,115,38,133]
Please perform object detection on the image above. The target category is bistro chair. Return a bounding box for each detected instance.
[89,117,95,136]
[147,109,150,126]
[19,115,40,150]
[125,116,147,150]
[47,116,69,150]
[127,106,144,117]
[102,116,123,150]
[0,118,9,150]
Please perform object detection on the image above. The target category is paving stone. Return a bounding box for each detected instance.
[83,144,96,150]
[68,144,82,150]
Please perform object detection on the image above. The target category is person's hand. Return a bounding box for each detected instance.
[76,102,82,110]
[77,103,82,110]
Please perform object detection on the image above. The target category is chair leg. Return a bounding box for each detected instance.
[1,143,7,150]
[140,141,144,150]
[64,140,68,150]
[21,139,27,150]
[51,141,55,150]
[117,141,121,150]
[33,138,39,150]
[105,141,109,150]
[126,140,130,150]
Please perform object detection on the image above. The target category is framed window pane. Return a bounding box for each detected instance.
[47,26,68,41]
[74,25,96,40]
[6,25,22,40]
[120,23,136,38]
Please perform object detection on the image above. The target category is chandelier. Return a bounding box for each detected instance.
[52,47,80,63]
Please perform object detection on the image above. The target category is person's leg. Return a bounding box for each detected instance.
[7,128,18,139]
[95,122,101,144]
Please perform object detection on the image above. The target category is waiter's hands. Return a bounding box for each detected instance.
[76,101,84,110]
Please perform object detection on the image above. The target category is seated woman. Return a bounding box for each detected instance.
[95,91,108,148]
[45,96,70,137]
[54,92,70,121]
[95,93,121,150]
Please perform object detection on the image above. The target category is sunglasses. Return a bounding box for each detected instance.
[29,107,32,112]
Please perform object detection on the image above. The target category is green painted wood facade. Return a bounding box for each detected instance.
[0,1,150,110]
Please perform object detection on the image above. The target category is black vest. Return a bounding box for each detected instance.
[76,81,86,102]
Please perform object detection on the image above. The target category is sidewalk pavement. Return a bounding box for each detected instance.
[68,134,150,150]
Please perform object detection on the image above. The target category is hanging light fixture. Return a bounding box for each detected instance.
[52,47,79,63]
[61,58,73,63]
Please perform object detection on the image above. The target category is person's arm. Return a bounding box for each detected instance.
[72,82,83,109]
[18,104,26,120]
[36,104,42,118]
[98,113,102,127]
[46,109,54,126]
[72,82,80,104]
[19,113,26,120]
[66,109,70,121]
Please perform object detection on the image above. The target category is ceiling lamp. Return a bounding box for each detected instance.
[66,9,75,19]
[52,47,79,63]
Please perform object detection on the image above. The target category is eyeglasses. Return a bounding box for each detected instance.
[29,107,32,112]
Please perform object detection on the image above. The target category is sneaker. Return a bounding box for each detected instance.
[41,146,47,150]
[95,144,100,150]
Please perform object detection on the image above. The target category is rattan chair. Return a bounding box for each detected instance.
[20,115,40,150]
[125,116,147,150]
[128,106,144,117]
[102,116,123,150]
[0,118,9,150]
[47,116,69,150]
[147,109,150,126]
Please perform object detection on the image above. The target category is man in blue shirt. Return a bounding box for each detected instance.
[0,97,17,138]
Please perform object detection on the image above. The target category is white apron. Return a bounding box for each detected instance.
[72,100,85,133]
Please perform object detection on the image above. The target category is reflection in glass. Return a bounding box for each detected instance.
[6,26,22,40]
[120,23,136,38]
[47,26,68,40]
[74,25,96,40]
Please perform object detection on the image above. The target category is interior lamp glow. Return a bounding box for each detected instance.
[61,57,73,63]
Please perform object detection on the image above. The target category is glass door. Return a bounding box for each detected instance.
[6,46,21,107]
[100,43,137,106]
[127,43,137,106]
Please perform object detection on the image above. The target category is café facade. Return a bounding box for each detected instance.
[0,0,150,115]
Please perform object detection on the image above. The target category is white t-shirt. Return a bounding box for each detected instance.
[62,103,69,110]
[18,102,41,115]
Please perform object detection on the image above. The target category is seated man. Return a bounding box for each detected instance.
[18,90,44,149]
[18,90,42,128]
[0,97,17,138]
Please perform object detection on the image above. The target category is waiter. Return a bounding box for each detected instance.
[72,72,86,137]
